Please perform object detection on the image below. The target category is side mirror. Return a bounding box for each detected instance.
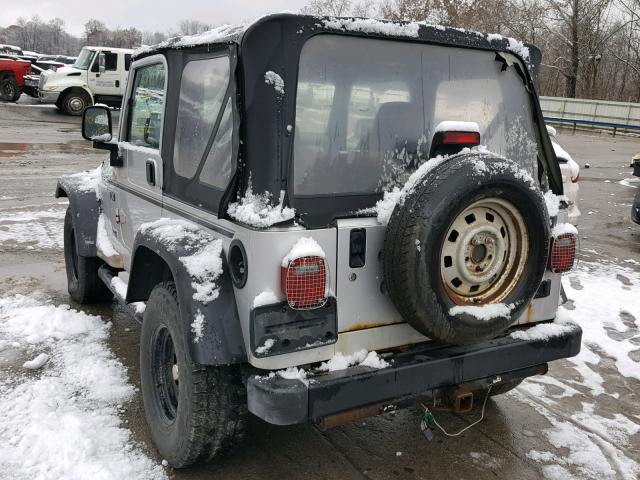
[82,105,112,141]
[98,52,106,75]
[82,106,122,167]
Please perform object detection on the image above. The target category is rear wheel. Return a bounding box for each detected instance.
[140,282,247,468]
[61,90,91,116]
[63,208,112,304]
[0,75,19,102]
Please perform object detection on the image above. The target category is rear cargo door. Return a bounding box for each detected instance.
[335,218,403,332]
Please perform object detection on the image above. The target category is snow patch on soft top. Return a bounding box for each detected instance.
[227,183,295,228]
[282,237,326,267]
[264,71,285,95]
[319,349,390,372]
[485,32,530,61]
[321,17,421,37]
[134,24,244,57]
[449,303,514,321]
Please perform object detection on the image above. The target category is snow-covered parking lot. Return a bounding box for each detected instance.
[1,101,640,479]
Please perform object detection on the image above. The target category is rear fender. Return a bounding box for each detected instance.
[55,171,100,257]
[128,220,246,366]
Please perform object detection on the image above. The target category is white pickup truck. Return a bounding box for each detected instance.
[39,46,133,115]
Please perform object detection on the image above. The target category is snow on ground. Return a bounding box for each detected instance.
[0,207,66,251]
[0,295,166,480]
[515,261,640,479]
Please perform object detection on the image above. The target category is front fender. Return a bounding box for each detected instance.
[55,168,101,257]
[128,219,246,366]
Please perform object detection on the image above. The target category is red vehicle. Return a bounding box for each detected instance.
[0,57,31,102]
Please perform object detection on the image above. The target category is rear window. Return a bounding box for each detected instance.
[293,35,540,196]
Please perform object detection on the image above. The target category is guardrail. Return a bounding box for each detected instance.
[544,116,640,137]
[540,96,640,136]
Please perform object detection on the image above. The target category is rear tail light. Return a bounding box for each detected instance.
[441,131,481,146]
[280,256,328,310]
[549,233,577,273]
[571,173,579,183]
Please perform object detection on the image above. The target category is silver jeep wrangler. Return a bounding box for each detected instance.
[56,14,582,468]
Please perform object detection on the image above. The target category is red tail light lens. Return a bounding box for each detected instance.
[550,234,577,273]
[280,256,328,310]
[442,131,481,146]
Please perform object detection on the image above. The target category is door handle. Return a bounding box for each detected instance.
[145,160,156,186]
[115,80,120,88]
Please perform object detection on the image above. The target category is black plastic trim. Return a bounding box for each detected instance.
[247,323,582,425]
[250,298,338,358]
[228,239,248,288]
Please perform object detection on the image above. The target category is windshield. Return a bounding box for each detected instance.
[294,35,540,196]
[73,49,96,70]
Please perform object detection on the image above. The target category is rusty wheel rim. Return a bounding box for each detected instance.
[440,197,528,306]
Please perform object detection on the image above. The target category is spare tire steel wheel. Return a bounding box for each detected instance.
[383,153,550,345]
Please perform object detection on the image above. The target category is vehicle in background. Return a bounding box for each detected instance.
[39,46,133,115]
[0,56,31,102]
[34,60,65,72]
[547,125,581,225]
[62,14,581,468]
[18,54,39,63]
[22,64,43,97]
[0,44,22,56]
[38,54,76,65]
[632,156,640,224]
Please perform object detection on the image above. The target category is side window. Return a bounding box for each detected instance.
[126,63,166,149]
[104,52,117,71]
[173,56,230,179]
[125,54,132,71]
[199,98,233,189]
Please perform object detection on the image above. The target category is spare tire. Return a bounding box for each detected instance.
[383,152,550,345]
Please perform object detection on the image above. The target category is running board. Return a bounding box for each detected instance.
[97,265,144,324]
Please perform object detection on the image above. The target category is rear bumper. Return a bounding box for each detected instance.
[247,323,582,426]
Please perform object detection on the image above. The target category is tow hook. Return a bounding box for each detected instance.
[452,390,474,414]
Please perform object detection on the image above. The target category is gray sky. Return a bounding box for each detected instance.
[1,0,310,36]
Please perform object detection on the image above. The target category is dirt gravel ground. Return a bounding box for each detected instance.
[1,99,639,480]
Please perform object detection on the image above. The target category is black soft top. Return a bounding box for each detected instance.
[134,14,561,229]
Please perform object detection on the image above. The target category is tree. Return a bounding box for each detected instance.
[301,0,353,16]
[178,20,211,36]
[84,19,108,46]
